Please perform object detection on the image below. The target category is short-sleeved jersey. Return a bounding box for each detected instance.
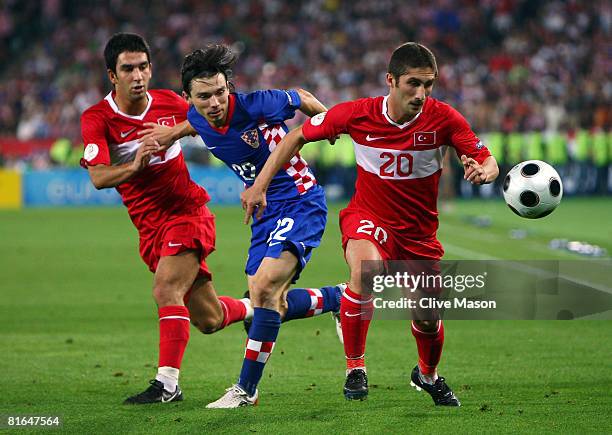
[302,95,491,239]
[81,89,210,237]
[187,90,318,201]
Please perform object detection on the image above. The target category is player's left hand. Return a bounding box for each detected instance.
[461,154,487,185]
[132,138,161,172]
[241,186,267,225]
[138,122,175,151]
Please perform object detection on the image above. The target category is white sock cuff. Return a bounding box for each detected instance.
[240,298,254,320]
[157,366,179,380]
[156,366,179,392]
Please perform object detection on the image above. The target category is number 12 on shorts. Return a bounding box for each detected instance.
[267,217,295,245]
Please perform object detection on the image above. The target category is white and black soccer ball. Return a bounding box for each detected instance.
[502,160,563,219]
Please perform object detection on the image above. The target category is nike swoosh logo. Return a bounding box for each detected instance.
[344,312,363,317]
[366,134,385,141]
[168,242,182,247]
[161,389,179,403]
[120,127,137,138]
[269,242,282,247]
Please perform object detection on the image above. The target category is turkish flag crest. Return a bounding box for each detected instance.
[414,131,436,146]
[157,116,177,127]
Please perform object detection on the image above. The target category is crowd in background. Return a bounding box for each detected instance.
[0,0,609,178]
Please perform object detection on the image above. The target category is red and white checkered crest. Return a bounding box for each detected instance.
[241,129,260,148]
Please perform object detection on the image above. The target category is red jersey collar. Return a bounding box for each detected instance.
[382,95,425,129]
[208,93,236,134]
[105,90,153,120]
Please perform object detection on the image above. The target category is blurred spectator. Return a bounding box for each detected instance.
[0,0,608,152]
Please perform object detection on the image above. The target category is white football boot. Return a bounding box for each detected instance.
[206,384,258,408]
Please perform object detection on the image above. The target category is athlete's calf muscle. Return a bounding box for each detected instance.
[153,250,201,307]
[187,278,224,334]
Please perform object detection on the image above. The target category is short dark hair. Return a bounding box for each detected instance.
[388,42,438,80]
[104,33,151,73]
[181,45,237,95]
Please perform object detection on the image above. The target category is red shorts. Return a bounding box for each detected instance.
[339,207,443,261]
[139,206,216,279]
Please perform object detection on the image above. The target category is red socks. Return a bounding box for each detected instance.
[218,296,247,329]
[411,320,445,375]
[183,289,247,331]
[339,287,445,376]
[340,286,374,371]
[158,305,190,369]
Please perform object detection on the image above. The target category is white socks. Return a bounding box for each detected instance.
[156,366,179,392]
[241,298,254,320]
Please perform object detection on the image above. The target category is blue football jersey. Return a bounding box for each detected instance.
[187,90,319,201]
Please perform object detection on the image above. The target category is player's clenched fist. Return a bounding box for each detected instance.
[241,186,267,225]
[132,139,160,171]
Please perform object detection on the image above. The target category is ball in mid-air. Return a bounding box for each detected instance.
[502,160,563,219]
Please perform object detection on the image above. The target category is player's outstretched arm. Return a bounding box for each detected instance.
[295,89,339,145]
[461,154,499,185]
[138,120,196,149]
[296,89,327,117]
[88,140,160,189]
[241,126,308,224]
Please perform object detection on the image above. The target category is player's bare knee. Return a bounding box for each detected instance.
[250,276,284,307]
[351,261,384,295]
[152,285,170,305]
[250,286,279,307]
[152,283,185,306]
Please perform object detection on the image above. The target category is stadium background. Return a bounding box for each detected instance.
[0,0,610,207]
[1,0,610,433]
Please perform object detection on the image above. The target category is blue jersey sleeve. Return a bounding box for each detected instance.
[187,105,204,131]
[241,89,301,124]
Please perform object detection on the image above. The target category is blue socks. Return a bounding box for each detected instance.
[238,307,281,396]
[284,286,341,321]
[237,286,341,396]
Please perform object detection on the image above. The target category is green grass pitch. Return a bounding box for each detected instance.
[1,198,611,433]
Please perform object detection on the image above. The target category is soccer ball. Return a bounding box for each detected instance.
[502,160,563,219]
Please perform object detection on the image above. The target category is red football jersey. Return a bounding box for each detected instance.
[81,89,210,236]
[302,96,491,239]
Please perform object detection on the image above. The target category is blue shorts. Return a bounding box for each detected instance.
[246,185,327,282]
